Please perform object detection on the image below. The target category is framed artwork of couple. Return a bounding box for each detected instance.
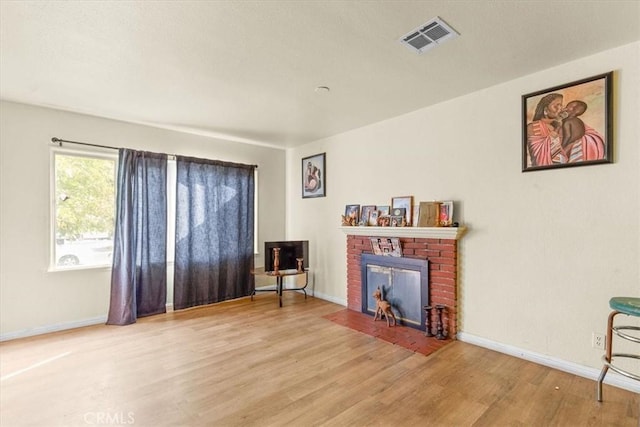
[522,72,612,172]
[302,153,326,198]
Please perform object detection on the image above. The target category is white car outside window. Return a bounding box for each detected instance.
[55,239,113,268]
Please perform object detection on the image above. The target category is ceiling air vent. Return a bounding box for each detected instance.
[399,17,459,54]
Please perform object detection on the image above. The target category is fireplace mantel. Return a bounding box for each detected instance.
[339,226,466,240]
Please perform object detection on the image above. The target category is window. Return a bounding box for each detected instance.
[51,148,258,269]
[51,149,116,270]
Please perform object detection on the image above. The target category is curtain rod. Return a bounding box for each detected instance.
[50,137,258,168]
[51,137,118,151]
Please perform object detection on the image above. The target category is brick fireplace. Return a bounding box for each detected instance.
[342,227,464,337]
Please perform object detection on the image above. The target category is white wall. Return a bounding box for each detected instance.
[0,101,286,338]
[287,42,639,372]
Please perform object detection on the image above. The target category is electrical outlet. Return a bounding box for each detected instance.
[592,332,605,350]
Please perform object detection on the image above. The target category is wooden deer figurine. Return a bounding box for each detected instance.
[373,287,397,327]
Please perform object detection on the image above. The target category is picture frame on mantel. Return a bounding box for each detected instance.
[344,204,360,225]
[302,152,326,198]
[391,196,413,226]
[522,72,613,172]
[418,201,441,227]
[377,205,390,216]
[361,205,376,226]
[439,201,454,227]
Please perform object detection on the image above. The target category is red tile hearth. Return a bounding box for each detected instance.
[323,309,451,357]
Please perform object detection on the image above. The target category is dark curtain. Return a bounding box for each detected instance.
[107,149,168,325]
[173,156,255,310]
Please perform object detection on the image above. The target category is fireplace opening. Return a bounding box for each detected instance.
[361,254,429,331]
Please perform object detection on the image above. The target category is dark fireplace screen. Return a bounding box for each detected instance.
[361,254,429,330]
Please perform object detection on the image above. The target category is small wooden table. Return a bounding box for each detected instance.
[250,267,309,307]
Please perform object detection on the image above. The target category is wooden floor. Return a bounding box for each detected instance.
[1,293,638,426]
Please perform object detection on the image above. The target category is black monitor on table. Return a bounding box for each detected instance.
[264,240,309,271]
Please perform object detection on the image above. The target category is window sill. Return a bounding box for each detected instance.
[48,264,113,273]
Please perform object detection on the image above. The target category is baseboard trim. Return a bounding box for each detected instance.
[457,332,640,394]
[0,315,107,342]
[312,291,347,307]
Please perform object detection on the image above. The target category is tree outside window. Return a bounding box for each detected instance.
[53,152,116,269]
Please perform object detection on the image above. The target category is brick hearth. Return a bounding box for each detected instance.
[346,234,459,337]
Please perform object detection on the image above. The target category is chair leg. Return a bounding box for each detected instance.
[596,310,619,402]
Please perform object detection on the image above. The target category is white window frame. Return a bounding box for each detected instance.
[49,146,118,271]
[254,167,259,255]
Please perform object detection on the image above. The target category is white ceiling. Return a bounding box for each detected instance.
[1,1,639,148]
